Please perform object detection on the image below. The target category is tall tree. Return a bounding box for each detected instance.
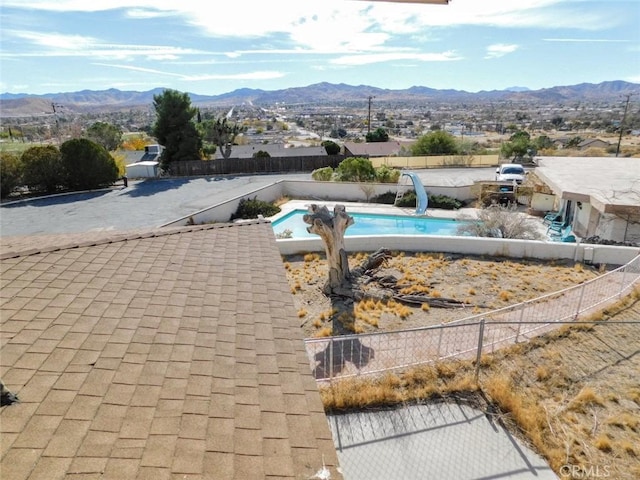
[152,89,202,169]
[411,130,458,155]
[85,122,123,151]
[500,130,534,162]
[365,127,389,143]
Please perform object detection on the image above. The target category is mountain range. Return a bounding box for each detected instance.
[1,80,637,117]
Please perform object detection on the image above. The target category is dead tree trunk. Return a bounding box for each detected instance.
[303,204,354,295]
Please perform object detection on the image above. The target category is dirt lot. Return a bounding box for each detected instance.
[289,251,640,478]
[284,250,606,338]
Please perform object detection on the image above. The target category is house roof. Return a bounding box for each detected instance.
[343,140,410,157]
[535,157,640,215]
[577,138,609,148]
[0,222,341,479]
[213,144,327,160]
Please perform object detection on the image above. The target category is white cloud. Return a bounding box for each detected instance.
[92,62,285,82]
[183,71,286,82]
[92,63,185,77]
[1,30,205,60]
[485,44,519,59]
[543,38,630,43]
[3,1,623,52]
[331,50,461,66]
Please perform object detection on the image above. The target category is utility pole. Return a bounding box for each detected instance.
[367,95,375,135]
[51,102,63,143]
[615,93,635,157]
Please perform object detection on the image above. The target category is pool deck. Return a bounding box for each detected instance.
[269,199,481,222]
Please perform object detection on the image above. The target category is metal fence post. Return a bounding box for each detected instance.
[575,283,586,320]
[329,337,334,384]
[515,305,525,343]
[619,265,628,298]
[436,326,444,359]
[475,319,485,381]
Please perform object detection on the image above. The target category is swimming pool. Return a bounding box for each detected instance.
[271,209,469,239]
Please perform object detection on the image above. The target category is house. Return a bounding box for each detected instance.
[0,222,342,479]
[534,157,640,245]
[577,138,610,150]
[343,140,412,157]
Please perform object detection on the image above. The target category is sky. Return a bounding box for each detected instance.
[0,0,639,96]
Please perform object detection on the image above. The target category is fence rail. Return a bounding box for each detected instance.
[305,254,640,382]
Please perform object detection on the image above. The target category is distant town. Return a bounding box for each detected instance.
[1,81,638,155]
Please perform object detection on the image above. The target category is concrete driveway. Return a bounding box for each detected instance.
[0,173,311,237]
[0,168,497,237]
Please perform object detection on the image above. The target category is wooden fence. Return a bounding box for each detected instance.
[168,155,345,176]
[166,153,502,177]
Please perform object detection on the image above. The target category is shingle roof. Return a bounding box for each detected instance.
[0,221,341,479]
[343,141,410,157]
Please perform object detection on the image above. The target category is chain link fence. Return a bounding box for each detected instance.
[305,254,640,382]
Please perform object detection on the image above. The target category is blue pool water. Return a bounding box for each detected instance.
[271,209,469,239]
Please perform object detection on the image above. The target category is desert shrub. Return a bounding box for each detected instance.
[335,157,376,182]
[456,204,544,240]
[375,164,400,183]
[230,196,281,220]
[311,166,334,181]
[0,151,23,198]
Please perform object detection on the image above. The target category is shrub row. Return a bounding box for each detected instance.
[1,139,119,198]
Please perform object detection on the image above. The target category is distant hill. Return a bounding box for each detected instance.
[1,80,638,117]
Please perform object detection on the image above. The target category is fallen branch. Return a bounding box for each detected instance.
[393,294,469,309]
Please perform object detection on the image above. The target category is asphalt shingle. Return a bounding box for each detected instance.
[1,221,342,479]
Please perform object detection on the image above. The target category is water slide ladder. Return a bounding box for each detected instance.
[394,171,429,215]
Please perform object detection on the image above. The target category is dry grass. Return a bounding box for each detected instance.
[318,287,640,478]
[284,250,604,337]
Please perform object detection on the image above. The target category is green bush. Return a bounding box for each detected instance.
[311,166,334,181]
[371,191,397,204]
[60,138,119,190]
[429,194,463,210]
[396,191,417,207]
[371,190,462,210]
[230,196,281,220]
[375,165,400,183]
[335,157,376,182]
[0,152,23,199]
[21,145,64,194]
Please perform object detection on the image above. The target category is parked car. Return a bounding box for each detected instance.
[495,163,526,183]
